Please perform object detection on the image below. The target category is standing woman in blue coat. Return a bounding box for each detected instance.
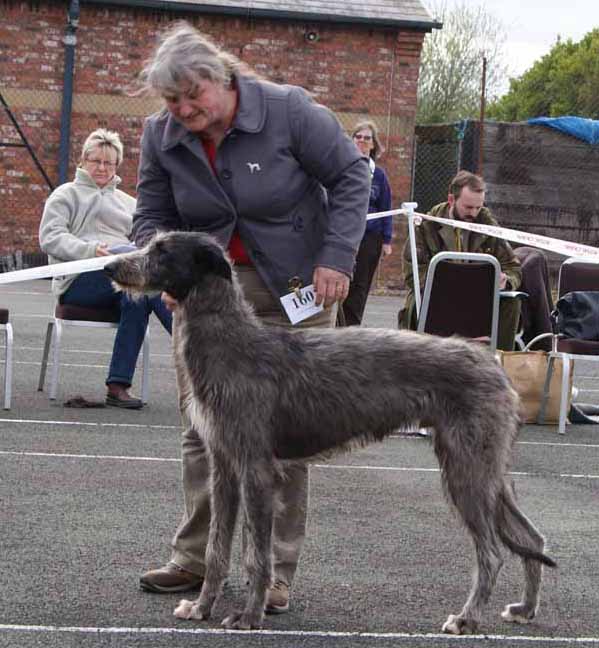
[340,120,393,326]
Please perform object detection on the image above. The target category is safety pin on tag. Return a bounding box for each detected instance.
[288,276,303,299]
[280,279,323,325]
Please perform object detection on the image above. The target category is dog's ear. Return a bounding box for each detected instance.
[192,244,232,283]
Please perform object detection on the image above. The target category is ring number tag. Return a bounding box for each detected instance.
[280,283,323,325]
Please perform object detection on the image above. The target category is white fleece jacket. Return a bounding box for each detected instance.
[39,167,136,296]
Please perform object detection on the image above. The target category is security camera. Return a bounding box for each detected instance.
[304,31,319,43]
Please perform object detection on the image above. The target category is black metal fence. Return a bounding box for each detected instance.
[411,120,480,213]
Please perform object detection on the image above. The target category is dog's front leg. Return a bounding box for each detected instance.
[174,449,240,622]
[222,459,275,630]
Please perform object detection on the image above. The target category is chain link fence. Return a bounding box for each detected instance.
[1,77,408,279]
[412,120,480,213]
[411,117,599,287]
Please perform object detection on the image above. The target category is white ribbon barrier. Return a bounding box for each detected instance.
[0,254,119,285]
[1,208,598,287]
[366,207,599,262]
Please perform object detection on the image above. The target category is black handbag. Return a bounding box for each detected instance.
[553,291,599,340]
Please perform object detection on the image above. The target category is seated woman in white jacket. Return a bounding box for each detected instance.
[39,128,172,408]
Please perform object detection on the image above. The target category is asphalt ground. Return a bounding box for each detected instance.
[1,280,598,648]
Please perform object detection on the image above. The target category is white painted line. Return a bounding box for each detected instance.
[1,623,598,643]
[0,290,48,296]
[312,463,438,473]
[313,464,599,480]
[1,345,173,359]
[390,435,599,449]
[10,313,73,319]
[517,441,599,449]
[13,360,175,371]
[0,417,179,430]
[0,450,179,462]
[1,419,597,446]
[2,451,599,480]
[17,361,113,369]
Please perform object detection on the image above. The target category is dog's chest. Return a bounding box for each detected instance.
[185,397,215,443]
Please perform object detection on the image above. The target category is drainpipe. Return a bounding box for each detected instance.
[58,0,80,185]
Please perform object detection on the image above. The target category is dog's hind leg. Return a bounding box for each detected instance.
[438,435,505,635]
[442,523,504,635]
[222,458,275,630]
[497,482,552,624]
[174,448,240,622]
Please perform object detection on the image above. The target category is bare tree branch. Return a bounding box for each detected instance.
[418,0,508,124]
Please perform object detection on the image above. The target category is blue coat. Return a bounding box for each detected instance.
[364,165,392,244]
[132,73,370,298]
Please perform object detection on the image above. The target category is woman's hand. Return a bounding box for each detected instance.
[96,243,110,257]
[313,266,350,308]
[382,244,392,257]
[161,291,179,312]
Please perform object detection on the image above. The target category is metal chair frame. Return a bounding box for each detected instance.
[38,312,150,403]
[1,318,13,410]
[417,251,501,353]
[527,257,599,435]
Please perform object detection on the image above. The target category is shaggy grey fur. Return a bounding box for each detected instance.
[105,232,556,634]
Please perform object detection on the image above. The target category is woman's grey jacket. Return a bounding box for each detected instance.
[131,74,371,298]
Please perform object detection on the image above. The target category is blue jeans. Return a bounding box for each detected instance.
[60,270,172,387]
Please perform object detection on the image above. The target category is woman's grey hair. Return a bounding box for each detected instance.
[138,21,252,96]
[80,129,124,166]
[351,119,384,160]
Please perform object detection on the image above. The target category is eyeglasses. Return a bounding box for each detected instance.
[353,134,373,142]
[85,158,117,169]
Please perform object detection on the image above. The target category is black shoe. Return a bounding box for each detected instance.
[106,393,143,409]
[568,403,599,424]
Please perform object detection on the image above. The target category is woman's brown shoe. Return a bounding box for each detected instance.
[106,385,143,409]
[140,562,203,593]
[265,580,290,614]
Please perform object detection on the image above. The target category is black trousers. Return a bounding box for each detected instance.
[339,230,383,326]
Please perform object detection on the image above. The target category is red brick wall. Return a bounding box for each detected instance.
[0,0,424,288]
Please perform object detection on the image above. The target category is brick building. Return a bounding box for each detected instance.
[0,0,439,287]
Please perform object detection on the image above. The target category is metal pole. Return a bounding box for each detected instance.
[58,0,80,185]
[477,55,487,175]
[402,201,421,318]
[0,91,54,191]
[409,135,418,201]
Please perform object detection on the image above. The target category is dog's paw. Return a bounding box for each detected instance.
[501,602,536,624]
[442,614,477,635]
[173,599,207,620]
[222,611,263,630]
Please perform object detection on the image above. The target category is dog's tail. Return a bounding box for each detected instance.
[496,484,557,568]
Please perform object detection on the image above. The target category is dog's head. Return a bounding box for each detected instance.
[105,232,232,301]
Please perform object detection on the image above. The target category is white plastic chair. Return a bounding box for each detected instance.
[1,307,13,409]
[38,303,150,403]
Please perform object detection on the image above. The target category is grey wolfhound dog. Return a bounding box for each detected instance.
[105,231,556,634]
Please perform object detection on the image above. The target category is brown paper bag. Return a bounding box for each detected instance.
[497,351,573,424]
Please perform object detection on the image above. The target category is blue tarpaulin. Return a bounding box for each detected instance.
[528,116,599,144]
